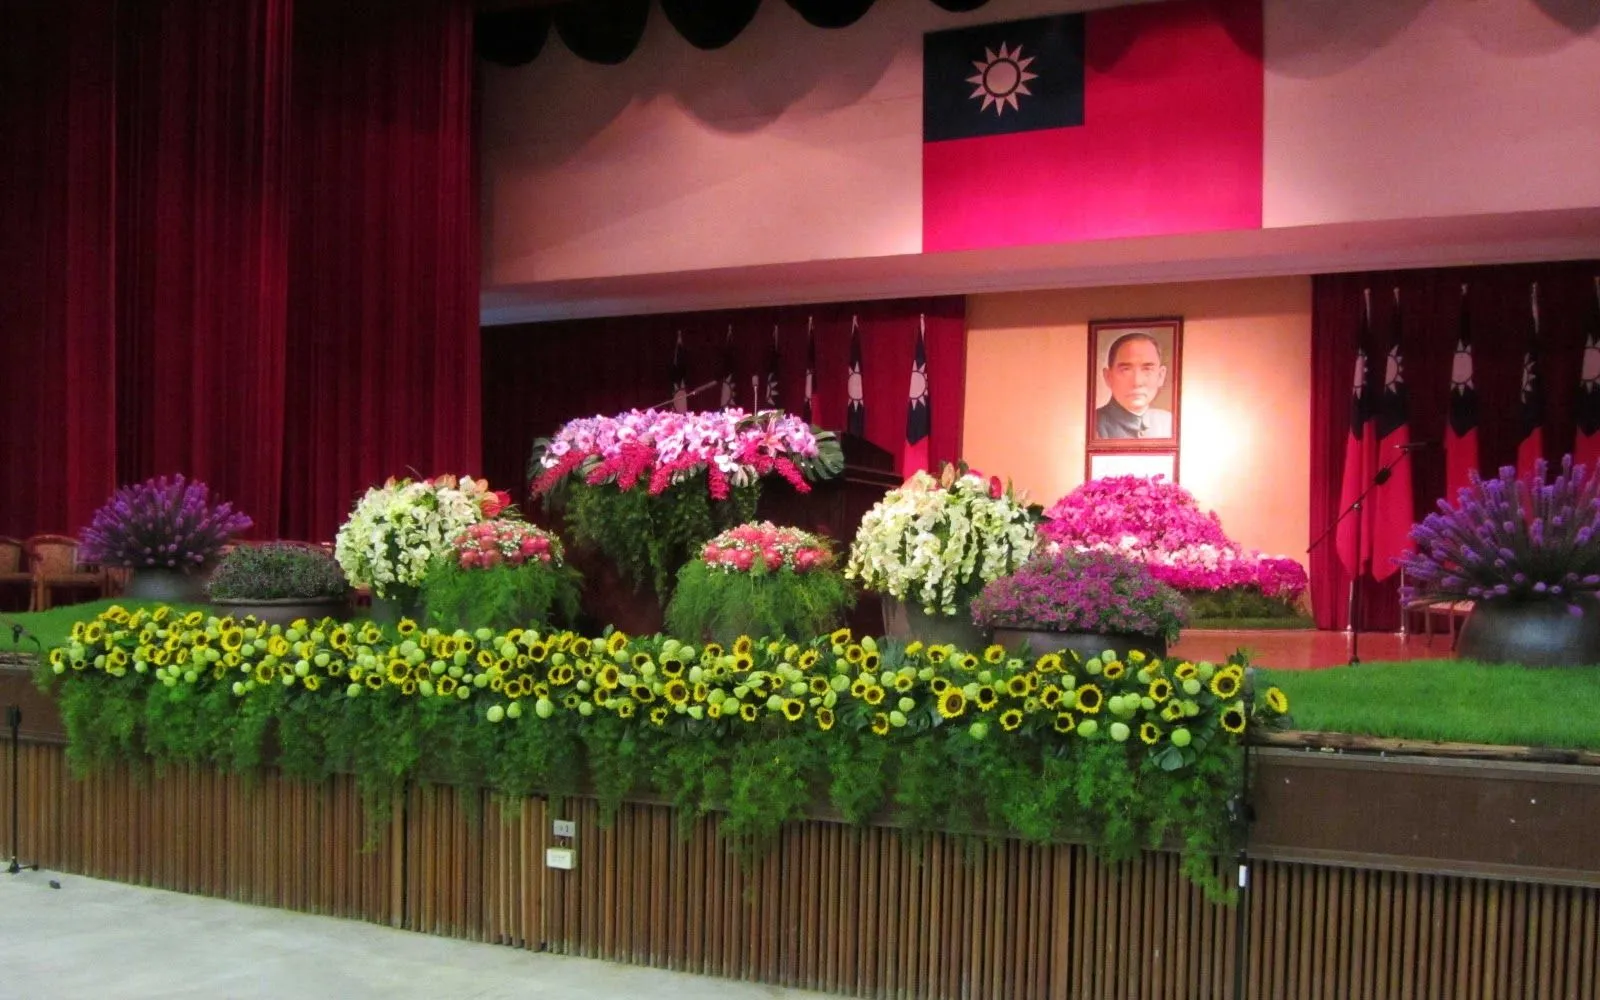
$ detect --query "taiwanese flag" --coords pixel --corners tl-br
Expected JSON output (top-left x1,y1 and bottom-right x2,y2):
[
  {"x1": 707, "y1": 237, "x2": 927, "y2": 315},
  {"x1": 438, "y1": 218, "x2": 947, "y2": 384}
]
[
  {"x1": 1444, "y1": 284, "x2": 1479, "y2": 499},
  {"x1": 1575, "y1": 278, "x2": 1600, "y2": 469},
  {"x1": 1516, "y1": 283, "x2": 1545, "y2": 476},
  {"x1": 764, "y1": 325, "x2": 781, "y2": 409},
  {"x1": 922, "y1": 0, "x2": 1263, "y2": 253},
  {"x1": 670, "y1": 330, "x2": 688, "y2": 413},
  {"x1": 1335, "y1": 290, "x2": 1376, "y2": 581},
  {"x1": 846, "y1": 316, "x2": 865, "y2": 437},
  {"x1": 903, "y1": 315, "x2": 932, "y2": 475},
  {"x1": 1368, "y1": 288, "x2": 1413, "y2": 582},
  {"x1": 719, "y1": 325, "x2": 735, "y2": 410},
  {"x1": 802, "y1": 315, "x2": 817, "y2": 423}
]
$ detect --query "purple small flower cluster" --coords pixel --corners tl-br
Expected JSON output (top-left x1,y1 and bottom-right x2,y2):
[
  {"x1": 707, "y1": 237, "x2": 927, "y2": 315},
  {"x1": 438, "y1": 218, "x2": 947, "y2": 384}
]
[
  {"x1": 1399, "y1": 456, "x2": 1600, "y2": 607},
  {"x1": 969, "y1": 550, "x2": 1189, "y2": 645},
  {"x1": 80, "y1": 474, "x2": 252, "y2": 572}
]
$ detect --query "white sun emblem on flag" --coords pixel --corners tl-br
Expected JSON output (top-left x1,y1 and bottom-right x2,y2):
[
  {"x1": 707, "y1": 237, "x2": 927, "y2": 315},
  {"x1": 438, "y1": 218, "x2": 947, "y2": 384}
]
[
  {"x1": 1351, "y1": 348, "x2": 1367, "y2": 399},
  {"x1": 1583, "y1": 333, "x2": 1600, "y2": 389},
  {"x1": 1383, "y1": 345, "x2": 1402, "y2": 393},
  {"x1": 1522, "y1": 353, "x2": 1538, "y2": 399},
  {"x1": 1451, "y1": 340, "x2": 1474, "y2": 394},
  {"x1": 967, "y1": 42, "x2": 1037, "y2": 116}
]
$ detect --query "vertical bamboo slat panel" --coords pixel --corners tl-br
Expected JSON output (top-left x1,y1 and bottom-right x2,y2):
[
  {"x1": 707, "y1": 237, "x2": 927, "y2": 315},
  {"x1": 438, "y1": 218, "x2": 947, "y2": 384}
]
[{"x1": 5, "y1": 744, "x2": 1600, "y2": 1000}]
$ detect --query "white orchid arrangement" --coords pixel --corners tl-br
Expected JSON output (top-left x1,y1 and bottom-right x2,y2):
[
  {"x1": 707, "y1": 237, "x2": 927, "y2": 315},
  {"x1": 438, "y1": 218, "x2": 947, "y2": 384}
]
[
  {"x1": 846, "y1": 466, "x2": 1037, "y2": 617},
  {"x1": 334, "y1": 474, "x2": 502, "y2": 597}
]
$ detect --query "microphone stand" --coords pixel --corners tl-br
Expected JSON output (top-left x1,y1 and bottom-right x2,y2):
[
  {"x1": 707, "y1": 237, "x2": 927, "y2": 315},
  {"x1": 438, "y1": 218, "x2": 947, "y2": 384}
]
[
  {"x1": 3, "y1": 618, "x2": 41, "y2": 876},
  {"x1": 1307, "y1": 446, "x2": 1418, "y2": 665},
  {"x1": 645, "y1": 380, "x2": 721, "y2": 413}
]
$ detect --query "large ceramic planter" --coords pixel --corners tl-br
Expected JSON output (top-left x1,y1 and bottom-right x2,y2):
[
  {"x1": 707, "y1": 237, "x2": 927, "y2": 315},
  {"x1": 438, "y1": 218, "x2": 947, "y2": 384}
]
[
  {"x1": 210, "y1": 597, "x2": 351, "y2": 629},
  {"x1": 368, "y1": 584, "x2": 424, "y2": 627},
  {"x1": 881, "y1": 597, "x2": 988, "y2": 651},
  {"x1": 1457, "y1": 594, "x2": 1600, "y2": 667},
  {"x1": 992, "y1": 626, "x2": 1167, "y2": 665},
  {"x1": 123, "y1": 568, "x2": 208, "y2": 604}
]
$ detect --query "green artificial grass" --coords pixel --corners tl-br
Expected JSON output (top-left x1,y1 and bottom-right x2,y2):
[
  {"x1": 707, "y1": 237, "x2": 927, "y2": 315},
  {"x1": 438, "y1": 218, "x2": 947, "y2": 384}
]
[
  {"x1": 1187, "y1": 616, "x2": 1316, "y2": 631},
  {"x1": 0, "y1": 599, "x2": 208, "y2": 653},
  {"x1": 1258, "y1": 660, "x2": 1600, "y2": 751}
]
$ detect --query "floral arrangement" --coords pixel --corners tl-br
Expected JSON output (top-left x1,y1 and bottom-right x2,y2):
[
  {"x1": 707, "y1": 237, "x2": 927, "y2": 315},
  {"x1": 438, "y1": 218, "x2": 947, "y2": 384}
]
[
  {"x1": 1399, "y1": 456, "x2": 1600, "y2": 606},
  {"x1": 207, "y1": 542, "x2": 350, "y2": 601},
  {"x1": 333, "y1": 474, "x2": 507, "y2": 598},
  {"x1": 666, "y1": 523, "x2": 853, "y2": 642},
  {"x1": 529, "y1": 408, "x2": 844, "y2": 501},
  {"x1": 970, "y1": 550, "x2": 1189, "y2": 645},
  {"x1": 49, "y1": 604, "x2": 1290, "y2": 894},
  {"x1": 846, "y1": 464, "x2": 1037, "y2": 617},
  {"x1": 80, "y1": 474, "x2": 252, "y2": 573},
  {"x1": 1039, "y1": 476, "x2": 1307, "y2": 606},
  {"x1": 421, "y1": 519, "x2": 580, "y2": 634},
  {"x1": 528, "y1": 409, "x2": 845, "y2": 599}
]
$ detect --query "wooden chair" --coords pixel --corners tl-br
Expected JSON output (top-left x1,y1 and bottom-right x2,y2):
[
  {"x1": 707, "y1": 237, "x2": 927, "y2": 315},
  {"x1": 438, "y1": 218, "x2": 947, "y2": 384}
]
[
  {"x1": 25, "y1": 534, "x2": 106, "y2": 611},
  {"x1": 1403, "y1": 598, "x2": 1473, "y2": 650},
  {"x1": 0, "y1": 536, "x2": 32, "y2": 611}
]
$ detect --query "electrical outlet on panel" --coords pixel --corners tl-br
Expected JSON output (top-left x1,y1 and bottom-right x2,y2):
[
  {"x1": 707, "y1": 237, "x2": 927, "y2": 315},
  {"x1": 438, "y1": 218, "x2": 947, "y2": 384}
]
[
  {"x1": 552, "y1": 819, "x2": 576, "y2": 839},
  {"x1": 545, "y1": 847, "x2": 576, "y2": 870}
]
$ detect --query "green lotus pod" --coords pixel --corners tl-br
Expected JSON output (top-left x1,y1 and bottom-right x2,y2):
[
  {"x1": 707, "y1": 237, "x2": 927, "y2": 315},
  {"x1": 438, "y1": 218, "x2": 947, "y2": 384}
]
[
  {"x1": 830, "y1": 674, "x2": 850, "y2": 692},
  {"x1": 231, "y1": 682, "x2": 245, "y2": 696},
  {"x1": 313, "y1": 652, "x2": 330, "y2": 668},
  {"x1": 1085, "y1": 657, "x2": 1103, "y2": 675},
  {"x1": 294, "y1": 660, "x2": 310, "y2": 677},
  {"x1": 578, "y1": 701, "x2": 594, "y2": 716},
  {"x1": 473, "y1": 673, "x2": 489, "y2": 688},
  {"x1": 766, "y1": 694, "x2": 784, "y2": 712},
  {"x1": 418, "y1": 680, "x2": 434, "y2": 697},
  {"x1": 962, "y1": 682, "x2": 981, "y2": 699},
  {"x1": 978, "y1": 670, "x2": 994, "y2": 685},
  {"x1": 447, "y1": 664, "x2": 463, "y2": 679},
  {"x1": 861, "y1": 635, "x2": 877, "y2": 653},
  {"x1": 890, "y1": 710, "x2": 907, "y2": 727},
  {"x1": 1140, "y1": 697, "x2": 1156, "y2": 711},
  {"x1": 1182, "y1": 678, "x2": 1203, "y2": 697},
  {"x1": 456, "y1": 686, "x2": 470, "y2": 700},
  {"x1": 969, "y1": 720, "x2": 989, "y2": 740},
  {"x1": 688, "y1": 666, "x2": 704, "y2": 684},
  {"x1": 898, "y1": 697, "x2": 915, "y2": 714}
]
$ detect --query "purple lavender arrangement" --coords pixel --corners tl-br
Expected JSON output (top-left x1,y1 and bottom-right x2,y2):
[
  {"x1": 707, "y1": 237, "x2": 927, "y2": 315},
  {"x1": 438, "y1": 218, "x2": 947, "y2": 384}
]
[
  {"x1": 1399, "y1": 456, "x2": 1600, "y2": 607},
  {"x1": 970, "y1": 550, "x2": 1189, "y2": 644},
  {"x1": 80, "y1": 475, "x2": 252, "y2": 573}
]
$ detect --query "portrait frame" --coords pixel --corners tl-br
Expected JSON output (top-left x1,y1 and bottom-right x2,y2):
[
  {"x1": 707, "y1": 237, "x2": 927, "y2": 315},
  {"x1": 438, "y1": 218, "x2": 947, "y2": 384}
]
[{"x1": 1086, "y1": 317, "x2": 1183, "y2": 457}]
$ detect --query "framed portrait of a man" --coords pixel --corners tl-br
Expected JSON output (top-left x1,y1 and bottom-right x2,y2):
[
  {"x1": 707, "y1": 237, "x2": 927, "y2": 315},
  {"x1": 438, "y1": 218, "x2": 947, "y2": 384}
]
[{"x1": 1086, "y1": 317, "x2": 1182, "y2": 448}]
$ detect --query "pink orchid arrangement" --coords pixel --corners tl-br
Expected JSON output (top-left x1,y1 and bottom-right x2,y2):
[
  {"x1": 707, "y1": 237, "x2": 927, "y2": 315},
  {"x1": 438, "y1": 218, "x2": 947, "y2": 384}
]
[
  {"x1": 529, "y1": 408, "x2": 841, "y2": 500},
  {"x1": 701, "y1": 522, "x2": 835, "y2": 574},
  {"x1": 1039, "y1": 476, "x2": 1307, "y2": 601},
  {"x1": 452, "y1": 520, "x2": 564, "y2": 571}
]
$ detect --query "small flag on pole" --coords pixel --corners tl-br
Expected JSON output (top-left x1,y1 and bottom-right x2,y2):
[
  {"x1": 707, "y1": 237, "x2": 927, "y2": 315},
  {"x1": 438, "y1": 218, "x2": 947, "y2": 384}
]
[
  {"x1": 1516, "y1": 282, "x2": 1545, "y2": 476},
  {"x1": 1336, "y1": 289, "x2": 1376, "y2": 583},
  {"x1": 1444, "y1": 285, "x2": 1479, "y2": 498},
  {"x1": 903, "y1": 315, "x2": 932, "y2": 474},
  {"x1": 802, "y1": 316, "x2": 817, "y2": 423},
  {"x1": 765, "y1": 325, "x2": 781, "y2": 409},
  {"x1": 670, "y1": 330, "x2": 688, "y2": 413},
  {"x1": 720, "y1": 325, "x2": 735, "y2": 410},
  {"x1": 1369, "y1": 287, "x2": 1412, "y2": 582},
  {"x1": 846, "y1": 315, "x2": 866, "y2": 437},
  {"x1": 1575, "y1": 278, "x2": 1600, "y2": 468}
]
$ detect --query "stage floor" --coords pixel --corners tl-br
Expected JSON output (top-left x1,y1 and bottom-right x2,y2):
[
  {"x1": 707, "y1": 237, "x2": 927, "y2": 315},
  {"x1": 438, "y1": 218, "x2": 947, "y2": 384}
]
[{"x1": 1169, "y1": 629, "x2": 1452, "y2": 670}]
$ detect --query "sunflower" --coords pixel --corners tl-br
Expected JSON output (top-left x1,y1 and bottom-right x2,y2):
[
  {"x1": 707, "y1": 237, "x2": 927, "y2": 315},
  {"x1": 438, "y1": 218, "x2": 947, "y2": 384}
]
[
  {"x1": 1102, "y1": 660, "x2": 1125, "y2": 681},
  {"x1": 631, "y1": 652, "x2": 653, "y2": 671},
  {"x1": 649, "y1": 705, "x2": 670, "y2": 726},
  {"x1": 1210, "y1": 669, "x2": 1242, "y2": 700},
  {"x1": 870, "y1": 713, "x2": 890, "y2": 736},
  {"x1": 958, "y1": 653, "x2": 980, "y2": 671},
  {"x1": 1139, "y1": 722, "x2": 1162, "y2": 745},
  {"x1": 706, "y1": 702, "x2": 723, "y2": 720},
  {"x1": 521, "y1": 640, "x2": 547, "y2": 664},
  {"x1": 739, "y1": 703, "x2": 758, "y2": 723},
  {"x1": 1053, "y1": 712, "x2": 1075, "y2": 734},
  {"x1": 396, "y1": 617, "x2": 417, "y2": 638},
  {"x1": 998, "y1": 709, "x2": 1023, "y2": 732},
  {"x1": 937, "y1": 689, "x2": 967, "y2": 719},
  {"x1": 844, "y1": 644, "x2": 864, "y2": 665},
  {"x1": 253, "y1": 662, "x2": 275, "y2": 685},
  {"x1": 605, "y1": 631, "x2": 629, "y2": 656},
  {"x1": 862, "y1": 685, "x2": 886, "y2": 706},
  {"x1": 400, "y1": 678, "x2": 418, "y2": 696},
  {"x1": 702, "y1": 642, "x2": 724, "y2": 660},
  {"x1": 364, "y1": 673, "x2": 385, "y2": 691},
  {"x1": 1148, "y1": 678, "x2": 1173, "y2": 703},
  {"x1": 929, "y1": 676, "x2": 950, "y2": 695},
  {"x1": 181, "y1": 611, "x2": 205, "y2": 628},
  {"x1": 726, "y1": 634, "x2": 749, "y2": 657},
  {"x1": 219, "y1": 628, "x2": 244, "y2": 652},
  {"x1": 816, "y1": 707, "x2": 835, "y2": 731},
  {"x1": 1265, "y1": 687, "x2": 1289, "y2": 714},
  {"x1": 925, "y1": 646, "x2": 948, "y2": 665},
  {"x1": 693, "y1": 682, "x2": 709, "y2": 702},
  {"x1": 781, "y1": 699, "x2": 805, "y2": 722},
  {"x1": 733, "y1": 653, "x2": 753, "y2": 672},
  {"x1": 861, "y1": 650, "x2": 881, "y2": 671},
  {"x1": 476, "y1": 649, "x2": 496, "y2": 669},
  {"x1": 386, "y1": 660, "x2": 411, "y2": 685},
  {"x1": 974, "y1": 686, "x2": 999, "y2": 711},
  {"x1": 616, "y1": 701, "x2": 636, "y2": 719},
  {"x1": 892, "y1": 673, "x2": 914, "y2": 693},
  {"x1": 659, "y1": 657, "x2": 684, "y2": 678},
  {"x1": 809, "y1": 676, "x2": 831, "y2": 696},
  {"x1": 597, "y1": 664, "x2": 620, "y2": 689},
  {"x1": 1221, "y1": 704, "x2": 1247, "y2": 734},
  {"x1": 983, "y1": 644, "x2": 1006, "y2": 665},
  {"x1": 151, "y1": 606, "x2": 170, "y2": 623},
  {"x1": 629, "y1": 684, "x2": 653, "y2": 704},
  {"x1": 570, "y1": 637, "x2": 592, "y2": 658},
  {"x1": 1034, "y1": 652, "x2": 1062, "y2": 674},
  {"x1": 796, "y1": 649, "x2": 820, "y2": 671},
  {"x1": 1161, "y1": 702, "x2": 1185, "y2": 722},
  {"x1": 664, "y1": 679, "x2": 689, "y2": 706},
  {"x1": 437, "y1": 676, "x2": 459, "y2": 697},
  {"x1": 1005, "y1": 675, "x2": 1030, "y2": 698},
  {"x1": 1074, "y1": 684, "x2": 1104, "y2": 715},
  {"x1": 1173, "y1": 661, "x2": 1198, "y2": 681},
  {"x1": 1039, "y1": 685, "x2": 1063, "y2": 709},
  {"x1": 828, "y1": 627, "x2": 852, "y2": 646},
  {"x1": 329, "y1": 628, "x2": 353, "y2": 653}
]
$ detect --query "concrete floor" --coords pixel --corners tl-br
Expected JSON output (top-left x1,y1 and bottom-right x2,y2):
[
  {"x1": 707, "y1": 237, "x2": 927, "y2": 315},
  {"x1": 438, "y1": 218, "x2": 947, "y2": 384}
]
[{"x1": 0, "y1": 868, "x2": 827, "y2": 1000}]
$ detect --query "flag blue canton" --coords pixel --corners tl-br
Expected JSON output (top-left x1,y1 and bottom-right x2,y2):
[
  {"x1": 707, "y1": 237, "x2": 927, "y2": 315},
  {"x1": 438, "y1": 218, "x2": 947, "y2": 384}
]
[{"x1": 923, "y1": 13, "x2": 1084, "y2": 143}]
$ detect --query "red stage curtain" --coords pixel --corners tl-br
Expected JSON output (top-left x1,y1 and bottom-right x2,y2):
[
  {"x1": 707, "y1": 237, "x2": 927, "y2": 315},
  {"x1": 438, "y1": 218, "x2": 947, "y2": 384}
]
[
  {"x1": 281, "y1": 0, "x2": 481, "y2": 542},
  {"x1": 0, "y1": 0, "x2": 119, "y2": 537},
  {"x1": 1310, "y1": 261, "x2": 1600, "y2": 630},
  {"x1": 482, "y1": 297, "x2": 967, "y2": 504}
]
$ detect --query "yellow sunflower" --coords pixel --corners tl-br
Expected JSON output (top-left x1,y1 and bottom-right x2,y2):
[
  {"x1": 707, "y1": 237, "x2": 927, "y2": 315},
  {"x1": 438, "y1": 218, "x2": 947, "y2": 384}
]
[
  {"x1": 809, "y1": 676, "x2": 831, "y2": 696},
  {"x1": 181, "y1": 611, "x2": 205, "y2": 628},
  {"x1": 605, "y1": 631, "x2": 630, "y2": 656},
  {"x1": 781, "y1": 699, "x2": 805, "y2": 722},
  {"x1": 1148, "y1": 678, "x2": 1173, "y2": 703},
  {"x1": 862, "y1": 685, "x2": 885, "y2": 706},
  {"x1": 958, "y1": 653, "x2": 980, "y2": 671},
  {"x1": 1102, "y1": 660, "x2": 1126, "y2": 681},
  {"x1": 816, "y1": 707, "x2": 835, "y2": 731},
  {"x1": 828, "y1": 627, "x2": 852, "y2": 646},
  {"x1": 570, "y1": 637, "x2": 592, "y2": 658},
  {"x1": 844, "y1": 644, "x2": 864, "y2": 665},
  {"x1": 598, "y1": 664, "x2": 620, "y2": 689},
  {"x1": 983, "y1": 644, "x2": 1006, "y2": 665},
  {"x1": 1034, "y1": 652, "x2": 1062, "y2": 674},
  {"x1": 1074, "y1": 684, "x2": 1104, "y2": 715},
  {"x1": 1210, "y1": 668, "x2": 1242, "y2": 700},
  {"x1": 616, "y1": 701, "x2": 636, "y2": 719},
  {"x1": 1053, "y1": 711, "x2": 1076, "y2": 733},
  {"x1": 702, "y1": 642, "x2": 724, "y2": 659},
  {"x1": 925, "y1": 646, "x2": 948, "y2": 665},
  {"x1": 797, "y1": 649, "x2": 820, "y2": 671},
  {"x1": 733, "y1": 653, "x2": 753, "y2": 672},
  {"x1": 659, "y1": 657, "x2": 684, "y2": 678},
  {"x1": 649, "y1": 705, "x2": 670, "y2": 726},
  {"x1": 1039, "y1": 685, "x2": 1063, "y2": 709},
  {"x1": 1173, "y1": 661, "x2": 1198, "y2": 681},
  {"x1": 739, "y1": 703, "x2": 758, "y2": 723},
  {"x1": 1005, "y1": 675, "x2": 1029, "y2": 698},
  {"x1": 1139, "y1": 723, "x2": 1162, "y2": 745},
  {"x1": 663, "y1": 679, "x2": 689, "y2": 706},
  {"x1": 892, "y1": 673, "x2": 914, "y2": 693},
  {"x1": 998, "y1": 709, "x2": 1023, "y2": 732},
  {"x1": 1221, "y1": 704, "x2": 1247, "y2": 734},
  {"x1": 437, "y1": 676, "x2": 458, "y2": 697},
  {"x1": 870, "y1": 713, "x2": 890, "y2": 736},
  {"x1": 1265, "y1": 687, "x2": 1289, "y2": 714},
  {"x1": 364, "y1": 673, "x2": 385, "y2": 691},
  {"x1": 861, "y1": 650, "x2": 881, "y2": 671},
  {"x1": 974, "y1": 686, "x2": 998, "y2": 711},
  {"x1": 929, "y1": 676, "x2": 950, "y2": 695},
  {"x1": 937, "y1": 689, "x2": 967, "y2": 719}
]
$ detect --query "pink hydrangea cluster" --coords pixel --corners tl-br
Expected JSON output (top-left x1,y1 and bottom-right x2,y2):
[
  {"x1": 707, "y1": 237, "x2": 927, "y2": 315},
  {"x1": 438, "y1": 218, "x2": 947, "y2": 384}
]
[
  {"x1": 531, "y1": 408, "x2": 824, "y2": 500},
  {"x1": 453, "y1": 520, "x2": 564, "y2": 571},
  {"x1": 1039, "y1": 476, "x2": 1308, "y2": 601},
  {"x1": 701, "y1": 522, "x2": 834, "y2": 574}
]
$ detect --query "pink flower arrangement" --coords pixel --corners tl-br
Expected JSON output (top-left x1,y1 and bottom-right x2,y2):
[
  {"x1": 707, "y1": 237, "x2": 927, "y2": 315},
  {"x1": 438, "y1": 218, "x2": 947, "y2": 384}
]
[
  {"x1": 701, "y1": 522, "x2": 835, "y2": 574},
  {"x1": 529, "y1": 408, "x2": 840, "y2": 500},
  {"x1": 452, "y1": 520, "x2": 564, "y2": 571},
  {"x1": 1039, "y1": 476, "x2": 1307, "y2": 601}
]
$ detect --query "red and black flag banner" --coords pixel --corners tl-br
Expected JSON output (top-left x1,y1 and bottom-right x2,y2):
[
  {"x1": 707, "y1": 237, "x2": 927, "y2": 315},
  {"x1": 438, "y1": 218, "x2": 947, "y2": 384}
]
[
  {"x1": 670, "y1": 330, "x2": 688, "y2": 413},
  {"x1": 903, "y1": 314, "x2": 932, "y2": 474},
  {"x1": 846, "y1": 315, "x2": 866, "y2": 437},
  {"x1": 1575, "y1": 277, "x2": 1600, "y2": 468},
  {"x1": 1336, "y1": 289, "x2": 1376, "y2": 580},
  {"x1": 764, "y1": 325, "x2": 781, "y2": 409},
  {"x1": 1369, "y1": 287, "x2": 1412, "y2": 582},
  {"x1": 802, "y1": 315, "x2": 817, "y2": 423},
  {"x1": 1444, "y1": 284, "x2": 1479, "y2": 499},
  {"x1": 1516, "y1": 282, "x2": 1545, "y2": 476},
  {"x1": 719, "y1": 325, "x2": 736, "y2": 410}
]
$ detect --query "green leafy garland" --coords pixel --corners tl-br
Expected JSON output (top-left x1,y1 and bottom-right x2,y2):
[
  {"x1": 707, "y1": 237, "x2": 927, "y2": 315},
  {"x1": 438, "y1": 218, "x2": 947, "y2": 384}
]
[{"x1": 42, "y1": 605, "x2": 1292, "y2": 899}]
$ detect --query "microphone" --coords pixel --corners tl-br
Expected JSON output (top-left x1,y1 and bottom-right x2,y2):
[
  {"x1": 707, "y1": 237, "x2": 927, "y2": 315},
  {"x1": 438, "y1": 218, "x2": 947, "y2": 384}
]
[{"x1": 1395, "y1": 440, "x2": 1438, "y2": 451}]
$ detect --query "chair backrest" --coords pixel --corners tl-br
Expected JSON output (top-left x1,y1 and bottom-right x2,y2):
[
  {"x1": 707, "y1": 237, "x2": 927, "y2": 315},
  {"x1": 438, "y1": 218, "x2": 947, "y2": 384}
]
[
  {"x1": 26, "y1": 534, "x2": 86, "y2": 575},
  {"x1": 0, "y1": 536, "x2": 24, "y2": 574}
]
